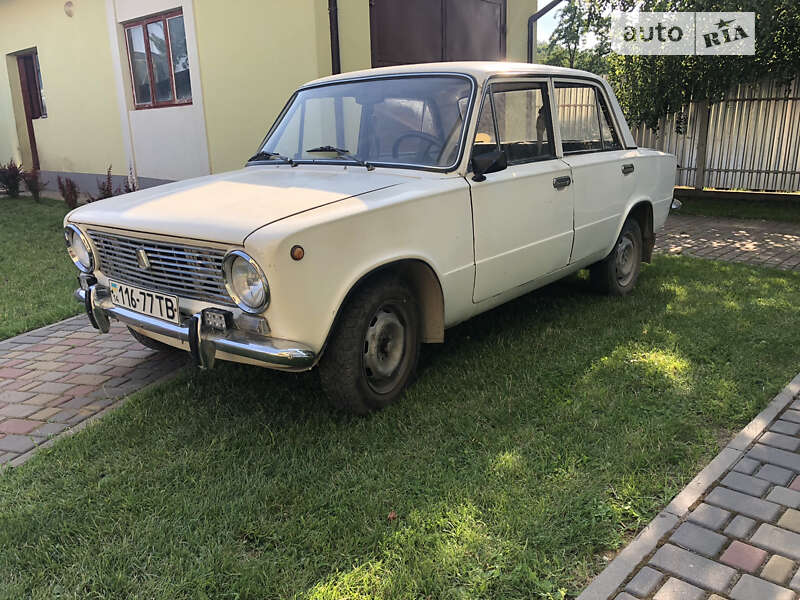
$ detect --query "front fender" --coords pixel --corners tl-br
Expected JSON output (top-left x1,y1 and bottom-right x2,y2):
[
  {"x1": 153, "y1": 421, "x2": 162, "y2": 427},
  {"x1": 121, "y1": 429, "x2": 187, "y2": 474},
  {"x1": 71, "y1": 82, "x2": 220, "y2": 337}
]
[{"x1": 243, "y1": 176, "x2": 474, "y2": 354}]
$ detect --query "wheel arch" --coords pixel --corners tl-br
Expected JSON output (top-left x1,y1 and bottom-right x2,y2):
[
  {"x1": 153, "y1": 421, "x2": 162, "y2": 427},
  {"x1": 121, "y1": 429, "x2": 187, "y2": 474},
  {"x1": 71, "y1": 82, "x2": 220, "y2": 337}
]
[
  {"x1": 625, "y1": 200, "x2": 655, "y2": 263},
  {"x1": 322, "y1": 258, "x2": 445, "y2": 357}
]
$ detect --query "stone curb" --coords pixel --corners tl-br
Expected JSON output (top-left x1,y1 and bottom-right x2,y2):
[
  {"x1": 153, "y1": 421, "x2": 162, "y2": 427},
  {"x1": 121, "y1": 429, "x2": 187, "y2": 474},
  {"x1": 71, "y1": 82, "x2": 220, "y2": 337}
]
[
  {"x1": 577, "y1": 371, "x2": 800, "y2": 600},
  {"x1": 1, "y1": 368, "x2": 183, "y2": 470},
  {"x1": 1, "y1": 314, "x2": 86, "y2": 344}
]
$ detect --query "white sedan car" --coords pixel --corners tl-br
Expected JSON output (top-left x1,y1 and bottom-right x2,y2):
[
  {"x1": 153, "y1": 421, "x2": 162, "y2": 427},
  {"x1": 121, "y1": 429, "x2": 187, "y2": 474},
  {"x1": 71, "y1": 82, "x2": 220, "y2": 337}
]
[{"x1": 65, "y1": 62, "x2": 676, "y2": 413}]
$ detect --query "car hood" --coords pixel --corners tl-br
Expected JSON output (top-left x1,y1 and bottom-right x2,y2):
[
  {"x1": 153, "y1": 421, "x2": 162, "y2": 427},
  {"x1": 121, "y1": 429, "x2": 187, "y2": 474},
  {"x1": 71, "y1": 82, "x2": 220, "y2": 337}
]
[{"x1": 67, "y1": 166, "x2": 413, "y2": 244}]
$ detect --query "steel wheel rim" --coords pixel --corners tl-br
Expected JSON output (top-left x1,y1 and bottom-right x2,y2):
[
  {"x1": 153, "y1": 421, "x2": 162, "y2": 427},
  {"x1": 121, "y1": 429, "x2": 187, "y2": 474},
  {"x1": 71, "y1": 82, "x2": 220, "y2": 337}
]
[
  {"x1": 363, "y1": 304, "x2": 407, "y2": 393},
  {"x1": 615, "y1": 232, "x2": 637, "y2": 287}
]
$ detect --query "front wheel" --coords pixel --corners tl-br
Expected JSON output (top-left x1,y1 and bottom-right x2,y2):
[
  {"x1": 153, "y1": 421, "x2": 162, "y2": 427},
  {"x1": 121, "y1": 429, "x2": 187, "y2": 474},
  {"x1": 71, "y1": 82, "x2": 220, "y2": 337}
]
[
  {"x1": 319, "y1": 274, "x2": 421, "y2": 414},
  {"x1": 127, "y1": 326, "x2": 176, "y2": 352},
  {"x1": 590, "y1": 218, "x2": 643, "y2": 295}
]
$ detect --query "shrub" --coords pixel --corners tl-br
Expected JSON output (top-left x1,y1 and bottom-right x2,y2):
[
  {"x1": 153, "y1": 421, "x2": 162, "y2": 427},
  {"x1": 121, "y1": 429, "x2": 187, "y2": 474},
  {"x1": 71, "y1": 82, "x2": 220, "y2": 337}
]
[
  {"x1": 58, "y1": 176, "x2": 80, "y2": 210},
  {"x1": 87, "y1": 166, "x2": 115, "y2": 202},
  {"x1": 121, "y1": 167, "x2": 139, "y2": 194},
  {"x1": 22, "y1": 168, "x2": 49, "y2": 203},
  {"x1": 0, "y1": 159, "x2": 24, "y2": 197}
]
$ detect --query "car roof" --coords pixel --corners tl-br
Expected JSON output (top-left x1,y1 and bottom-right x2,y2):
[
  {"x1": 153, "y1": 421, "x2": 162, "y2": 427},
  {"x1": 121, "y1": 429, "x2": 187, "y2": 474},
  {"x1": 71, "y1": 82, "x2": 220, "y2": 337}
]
[{"x1": 303, "y1": 61, "x2": 604, "y2": 88}]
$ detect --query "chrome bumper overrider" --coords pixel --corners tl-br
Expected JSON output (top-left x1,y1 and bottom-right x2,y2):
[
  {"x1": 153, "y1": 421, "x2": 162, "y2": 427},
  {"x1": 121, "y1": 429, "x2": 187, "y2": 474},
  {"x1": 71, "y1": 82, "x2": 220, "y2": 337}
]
[{"x1": 75, "y1": 285, "x2": 316, "y2": 371}]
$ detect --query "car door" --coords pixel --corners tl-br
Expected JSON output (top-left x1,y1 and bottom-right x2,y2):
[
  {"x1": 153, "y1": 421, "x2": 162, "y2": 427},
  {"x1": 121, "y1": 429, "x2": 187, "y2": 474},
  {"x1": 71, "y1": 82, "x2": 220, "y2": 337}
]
[
  {"x1": 552, "y1": 79, "x2": 632, "y2": 263},
  {"x1": 468, "y1": 78, "x2": 575, "y2": 303}
]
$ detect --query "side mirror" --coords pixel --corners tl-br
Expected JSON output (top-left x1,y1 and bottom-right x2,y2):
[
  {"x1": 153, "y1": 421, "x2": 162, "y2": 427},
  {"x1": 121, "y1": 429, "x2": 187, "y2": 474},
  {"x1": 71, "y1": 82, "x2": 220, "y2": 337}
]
[{"x1": 471, "y1": 149, "x2": 507, "y2": 182}]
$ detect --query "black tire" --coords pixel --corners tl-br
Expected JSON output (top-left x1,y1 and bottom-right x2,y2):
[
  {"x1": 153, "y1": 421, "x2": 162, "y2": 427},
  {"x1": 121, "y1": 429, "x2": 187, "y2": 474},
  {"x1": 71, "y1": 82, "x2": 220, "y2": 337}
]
[
  {"x1": 319, "y1": 274, "x2": 421, "y2": 414},
  {"x1": 590, "y1": 218, "x2": 643, "y2": 296},
  {"x1": 127, "y1": 326, "x2": 176, "y2": 352}
]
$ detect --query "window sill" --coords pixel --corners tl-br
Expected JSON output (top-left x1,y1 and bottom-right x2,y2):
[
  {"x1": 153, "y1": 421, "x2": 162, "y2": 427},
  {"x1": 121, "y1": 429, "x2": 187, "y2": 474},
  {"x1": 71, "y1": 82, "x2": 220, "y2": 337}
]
[{"x1": 132, "y1": 101, "x2": 193, "y2": 111}]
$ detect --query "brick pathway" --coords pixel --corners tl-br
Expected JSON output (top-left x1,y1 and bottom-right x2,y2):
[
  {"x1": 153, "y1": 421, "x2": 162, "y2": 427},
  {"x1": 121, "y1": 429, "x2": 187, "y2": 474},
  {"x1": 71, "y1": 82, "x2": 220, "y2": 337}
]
[
  {"x1": 0, "y1": 316, "x2": 186, "y2": 466},
  {"x1": 580, "y1": 374, "x2": 800, "y2": 600},
  {"x1": 655, "y1": 214, "x2": 800, "y2": 271}
]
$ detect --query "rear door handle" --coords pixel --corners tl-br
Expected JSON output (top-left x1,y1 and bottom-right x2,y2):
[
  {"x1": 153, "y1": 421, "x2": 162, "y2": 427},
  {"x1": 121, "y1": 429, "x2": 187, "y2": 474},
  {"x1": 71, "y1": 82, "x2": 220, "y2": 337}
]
[
  {"x1": 622, "y1": 163, "x2": 635, "y2": 175},
  {"x1": 553, "y1": 175, "x2": 571, "y2": 189}
]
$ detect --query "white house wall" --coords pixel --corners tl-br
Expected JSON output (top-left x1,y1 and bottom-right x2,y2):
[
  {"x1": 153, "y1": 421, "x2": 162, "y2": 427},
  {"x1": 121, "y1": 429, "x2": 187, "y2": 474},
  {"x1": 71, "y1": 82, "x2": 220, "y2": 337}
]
[{"x1": 109, "y1": 0, "x2": 211, "y2": 182}]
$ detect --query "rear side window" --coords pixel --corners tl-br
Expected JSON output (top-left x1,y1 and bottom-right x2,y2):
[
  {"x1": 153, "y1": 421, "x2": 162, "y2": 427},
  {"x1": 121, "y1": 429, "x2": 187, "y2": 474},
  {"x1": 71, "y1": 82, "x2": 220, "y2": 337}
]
[
  {"x1": 472, "y1": 81, "x2": 556, "y2": 165},
  {"x1": 554, "y1": 82, "x2": 622, "y2": 154}
]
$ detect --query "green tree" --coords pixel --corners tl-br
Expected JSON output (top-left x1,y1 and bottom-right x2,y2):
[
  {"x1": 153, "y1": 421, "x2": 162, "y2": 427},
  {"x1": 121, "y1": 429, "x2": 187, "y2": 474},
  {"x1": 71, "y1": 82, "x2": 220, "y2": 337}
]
[
  {"x1": 603, "y1": 0, "x2": 800, "y2": 127},
  {"x1": 546, "y1": 0, "x2": 611, "y2": 73},
  {"x1": 538, "y1": 42, "x2": 610, "y2": 74},
  {"x1": 545, "y1": 0, "x2": 800, "y2": 127}
]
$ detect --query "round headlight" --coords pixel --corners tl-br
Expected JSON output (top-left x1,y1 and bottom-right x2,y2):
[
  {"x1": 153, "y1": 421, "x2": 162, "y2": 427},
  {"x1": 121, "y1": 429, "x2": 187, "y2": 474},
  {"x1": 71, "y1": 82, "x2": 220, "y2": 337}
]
[
  {"x1": 64, "y1": 225, "x2": 94, "y2": 272},
  {"x1": 223, "y1": 250, "x2": 269, "y2": 313}
]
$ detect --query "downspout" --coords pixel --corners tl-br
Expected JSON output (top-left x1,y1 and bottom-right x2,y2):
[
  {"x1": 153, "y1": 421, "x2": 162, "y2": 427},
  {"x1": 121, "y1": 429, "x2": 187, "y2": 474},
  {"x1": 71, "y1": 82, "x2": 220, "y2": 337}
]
[
  {"x1": 527, "y1": 0, "x2": 567, "y2": 63},
  {"x1": 328, "y1": 0, "x2": 341, "y2": 75}
]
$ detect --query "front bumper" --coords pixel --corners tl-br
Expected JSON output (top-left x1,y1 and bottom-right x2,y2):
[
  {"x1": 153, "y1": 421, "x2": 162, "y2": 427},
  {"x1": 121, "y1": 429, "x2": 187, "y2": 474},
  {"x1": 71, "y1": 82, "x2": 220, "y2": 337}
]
[{"x1": 76, "y1": 284, "x2": 316, "y2": 371}]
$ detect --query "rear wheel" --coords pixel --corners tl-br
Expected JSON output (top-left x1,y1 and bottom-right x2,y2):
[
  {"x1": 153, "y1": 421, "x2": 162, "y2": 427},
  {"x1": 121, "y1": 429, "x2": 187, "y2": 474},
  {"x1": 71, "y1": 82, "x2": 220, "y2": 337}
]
[
  {"x1": 127, "y1": 326, "x2": 176, "y2": 352},
  {"x1": 319, "y1": 274, "x2": 420, "y2": 414},
  {"x1": 590, "y1": 218, "x2": 643, "y2": 295}
]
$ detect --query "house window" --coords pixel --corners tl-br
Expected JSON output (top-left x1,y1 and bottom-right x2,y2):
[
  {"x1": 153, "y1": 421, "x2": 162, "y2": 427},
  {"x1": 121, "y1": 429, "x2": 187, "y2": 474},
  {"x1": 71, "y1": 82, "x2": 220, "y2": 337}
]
[{"x1": 124, "y1": 9, "x2": 192, "y2": 108}]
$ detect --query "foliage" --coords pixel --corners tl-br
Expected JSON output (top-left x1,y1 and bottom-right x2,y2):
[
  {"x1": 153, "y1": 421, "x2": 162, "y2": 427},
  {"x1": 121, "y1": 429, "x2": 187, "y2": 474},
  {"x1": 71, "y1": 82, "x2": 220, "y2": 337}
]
[
  {"x1": 87, "y1": 165, "x2": 116, "y2": 202},
  {"x1": 22, "y1": 168, "x2": 49, "y2": 203},
  {"x1": 87, "y1": 165, "x2": 139, "y2": 202},
  {"x1": 546, "y1": 0, "x2": 611, "y2": 73},
  {"x1": 122, "y1": 167, "x2": 139, "y2": 194},
  {"x1": 2, "y1": 256, "x2": 800, "y2": 597},
  {"x1": 601, "y1": 0, "x2": 800, "y2": 127},
  {"x1": 537, "y1": 42, "x2": 610, "y2": 74},
  {"x1": 547, "y1": 0, "x2": 800, "y2": 127},
  {"x1": 57, "y1": 176, "x2": 80, "y2": 210},
  {"x1": 0, "y1": 159, "x2": 24, "y2": 198},
  {"x1": 0, "y1": 197, "x2": 80, "y2": 339}
]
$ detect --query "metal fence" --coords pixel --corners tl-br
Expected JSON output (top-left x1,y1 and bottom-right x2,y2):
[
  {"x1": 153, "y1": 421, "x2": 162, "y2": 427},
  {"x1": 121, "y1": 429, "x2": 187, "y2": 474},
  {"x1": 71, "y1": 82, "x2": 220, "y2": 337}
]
[{"x1": 632, "y1": 79, "x2": 800, "y2": 192}]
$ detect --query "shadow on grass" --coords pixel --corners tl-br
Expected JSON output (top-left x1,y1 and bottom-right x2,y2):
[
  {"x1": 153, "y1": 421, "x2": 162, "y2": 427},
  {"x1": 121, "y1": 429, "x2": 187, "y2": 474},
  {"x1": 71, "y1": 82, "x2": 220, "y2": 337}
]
[{"x1": 2, "y1": 256, "x2": 800, "y2": 599}]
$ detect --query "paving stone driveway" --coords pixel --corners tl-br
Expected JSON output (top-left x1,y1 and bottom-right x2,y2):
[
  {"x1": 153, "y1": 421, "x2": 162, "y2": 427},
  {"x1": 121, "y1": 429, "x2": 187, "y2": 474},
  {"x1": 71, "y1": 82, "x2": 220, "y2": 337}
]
[
  {"x1": 655, "y1": 214, "x2": 800, "y2": 271},
  {"x1": 0, "y1": 316, "x2": 186, "y2": 466},
  {"x1": 580, "y1": 375, "x2": 800, "y2": 600}
]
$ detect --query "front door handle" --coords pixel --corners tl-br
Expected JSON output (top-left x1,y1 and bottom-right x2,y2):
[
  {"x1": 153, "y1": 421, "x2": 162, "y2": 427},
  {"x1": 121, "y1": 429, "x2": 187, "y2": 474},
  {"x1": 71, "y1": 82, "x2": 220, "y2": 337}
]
[
  {"x1": 622, "y1": 163, "x2": 635, "y2": 175},
  {"x1": 553, "y1": 175, "x2": 572, "y2": 189}
]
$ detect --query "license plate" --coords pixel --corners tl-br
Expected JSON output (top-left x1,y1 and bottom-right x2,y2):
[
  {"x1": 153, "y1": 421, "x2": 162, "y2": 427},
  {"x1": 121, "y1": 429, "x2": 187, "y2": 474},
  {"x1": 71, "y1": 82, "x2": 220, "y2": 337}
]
[{"x1": 109, "y1": 279, "x2": 180, "y2": 324}]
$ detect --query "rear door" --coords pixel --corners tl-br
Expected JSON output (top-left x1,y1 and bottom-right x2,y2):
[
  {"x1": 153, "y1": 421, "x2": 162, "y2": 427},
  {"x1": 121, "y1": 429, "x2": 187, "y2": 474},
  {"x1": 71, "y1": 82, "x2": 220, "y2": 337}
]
[
  {"x1": 469, "y1": 78, "x2": 575, "y2": 302},
  {"x1": 552, "y1": 80, "x2": 631, "y2": 263}
]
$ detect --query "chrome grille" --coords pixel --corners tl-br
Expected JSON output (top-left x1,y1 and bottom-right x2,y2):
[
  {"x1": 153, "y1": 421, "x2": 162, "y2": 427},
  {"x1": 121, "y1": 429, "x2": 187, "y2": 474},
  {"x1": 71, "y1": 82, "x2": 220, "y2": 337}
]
[{"x1": 87, "y1": 230, "x2": 234, "y2": 306}]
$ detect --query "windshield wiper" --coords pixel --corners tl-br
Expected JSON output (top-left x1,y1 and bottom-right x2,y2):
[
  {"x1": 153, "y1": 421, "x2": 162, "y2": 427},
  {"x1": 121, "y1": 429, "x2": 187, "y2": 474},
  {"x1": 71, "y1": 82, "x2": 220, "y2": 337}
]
[
  {"x1": 305, "y1": 146, "x2": 375, "y2": 171},
  {"x1": 247, "y1": 151, "x2": 297, "y2": 167}
]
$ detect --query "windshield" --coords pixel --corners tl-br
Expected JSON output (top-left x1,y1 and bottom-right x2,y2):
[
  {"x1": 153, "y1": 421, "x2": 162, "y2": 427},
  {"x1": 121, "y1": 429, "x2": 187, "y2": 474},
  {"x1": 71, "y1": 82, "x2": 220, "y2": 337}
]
[{"x1": 258, "y1": 75, "x2": 474, "y2": 170}]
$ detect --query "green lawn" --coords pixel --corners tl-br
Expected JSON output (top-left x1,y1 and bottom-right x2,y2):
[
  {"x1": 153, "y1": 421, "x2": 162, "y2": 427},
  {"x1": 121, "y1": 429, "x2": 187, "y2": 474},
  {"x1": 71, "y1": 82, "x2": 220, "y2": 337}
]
[
  {"x1": 0, "y1": 197, "x2": 80, "y2": 339},
  {"x1": 679, "y1": 196, "x2": 800, "y2": 223},
  {"x1": 2, "y1": 256, "x2": 800, "y2": 599}
]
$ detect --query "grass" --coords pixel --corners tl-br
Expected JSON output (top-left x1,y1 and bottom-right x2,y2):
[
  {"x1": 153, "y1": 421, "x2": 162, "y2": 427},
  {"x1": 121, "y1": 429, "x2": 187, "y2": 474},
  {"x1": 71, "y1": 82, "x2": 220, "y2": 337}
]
[
  {"x1": 679, "y1": 196, "x2": 800, "y2": 223},
  {"x1": 2, "y1": 255, "x2": 800, "y2": 599},
  {"x1": 0, "y1": 196, "x2": 80, "y2": 339}
]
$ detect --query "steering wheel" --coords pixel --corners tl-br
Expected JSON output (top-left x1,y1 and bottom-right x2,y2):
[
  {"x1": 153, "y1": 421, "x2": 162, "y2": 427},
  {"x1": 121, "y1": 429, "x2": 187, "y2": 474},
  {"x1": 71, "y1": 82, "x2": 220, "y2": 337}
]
[{"x1": 391, "y1": 132, "x2": 444, "y2": 163}]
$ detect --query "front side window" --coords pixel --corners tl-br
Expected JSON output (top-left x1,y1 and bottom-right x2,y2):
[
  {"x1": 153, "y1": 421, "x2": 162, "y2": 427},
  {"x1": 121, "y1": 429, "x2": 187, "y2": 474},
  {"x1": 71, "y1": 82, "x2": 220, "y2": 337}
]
[
  {"x1": 259, "y1": 75, "x2": 474, "y2": 170},
  {"x1": 554, "y1": 82, "x2": 621, "y2": 154},
  {"x1": 124, "y1": 10, "x2": 192, "y2": 108},
  {"x1": 472, "y1": 81, "x2": 556, "y2": 165}
]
